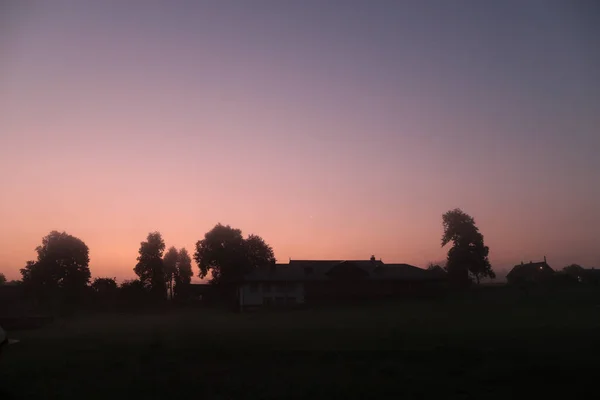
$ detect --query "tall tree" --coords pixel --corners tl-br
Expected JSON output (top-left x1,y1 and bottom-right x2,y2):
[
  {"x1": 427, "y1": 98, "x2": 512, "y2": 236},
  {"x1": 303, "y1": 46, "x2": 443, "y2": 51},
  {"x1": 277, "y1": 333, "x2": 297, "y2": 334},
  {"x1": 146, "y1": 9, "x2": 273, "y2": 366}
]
[
  {"x1": 0, "y1": 273, "x2": 6, "y2": 286},
  {"x1": 194, "y1": 224, "x2": 276, "y2": 284},
  {"x1": 163, "y1": 246, "x2": 179, "y2": 299},
  {"x1": 244, "y1": 234, "x2": 277, "y2": 272},
  {"x1": 20, "y1": 231, "x2": 91, "y2": 301},
  {"x1": 174, "y1": 248, "x2": 193, "y2": 299},
  {"x1": 441, "y1": 209, "x2": 495, "y2": 285},
  {"x1": 134, "y1": 232, "x2": 166, "y2": 299}
]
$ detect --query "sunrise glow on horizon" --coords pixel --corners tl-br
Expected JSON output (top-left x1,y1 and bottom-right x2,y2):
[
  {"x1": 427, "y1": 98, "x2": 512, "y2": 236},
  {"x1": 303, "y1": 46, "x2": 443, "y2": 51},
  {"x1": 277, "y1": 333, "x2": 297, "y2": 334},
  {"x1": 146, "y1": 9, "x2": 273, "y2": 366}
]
[{"x1": 1, "y1": 1, "x2": 599, "y2": 282}]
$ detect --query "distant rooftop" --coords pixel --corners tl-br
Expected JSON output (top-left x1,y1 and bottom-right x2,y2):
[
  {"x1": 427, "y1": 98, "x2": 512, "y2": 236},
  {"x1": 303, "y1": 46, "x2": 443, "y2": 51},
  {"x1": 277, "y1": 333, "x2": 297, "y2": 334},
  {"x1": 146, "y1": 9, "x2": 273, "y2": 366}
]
[{"x1": 244, "y1": 259, "x2": 441, "y2": 282}]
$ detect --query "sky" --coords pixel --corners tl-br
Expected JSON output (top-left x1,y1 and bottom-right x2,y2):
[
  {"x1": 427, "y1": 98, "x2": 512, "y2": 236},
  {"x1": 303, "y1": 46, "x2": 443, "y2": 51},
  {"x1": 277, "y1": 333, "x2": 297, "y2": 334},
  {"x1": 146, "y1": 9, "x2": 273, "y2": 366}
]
[{"x1": 1, "y1": 0, "x2": 599, "y2": 282}]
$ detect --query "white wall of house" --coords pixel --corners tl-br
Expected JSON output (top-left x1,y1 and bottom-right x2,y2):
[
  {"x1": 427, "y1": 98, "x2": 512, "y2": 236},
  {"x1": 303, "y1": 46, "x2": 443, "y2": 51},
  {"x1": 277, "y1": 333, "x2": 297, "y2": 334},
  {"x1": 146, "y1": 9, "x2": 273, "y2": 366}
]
[{"x1": 239, "y1": 282, "x2": 305, "y2": 307}]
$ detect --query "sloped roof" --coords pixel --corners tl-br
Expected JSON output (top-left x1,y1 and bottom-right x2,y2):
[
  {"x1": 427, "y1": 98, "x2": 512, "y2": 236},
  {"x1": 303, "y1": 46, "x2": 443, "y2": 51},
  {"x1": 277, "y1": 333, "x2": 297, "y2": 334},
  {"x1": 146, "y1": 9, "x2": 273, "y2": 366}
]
[
  {"x1": 244, "y1": 260, "x2": 440, "y2": 282},
  {"x1": 371, "y1": 263, "x2": 436, "y2": 281},
  {"x1": 507, "y1": 261, "x2": 554, "y2": 280}
]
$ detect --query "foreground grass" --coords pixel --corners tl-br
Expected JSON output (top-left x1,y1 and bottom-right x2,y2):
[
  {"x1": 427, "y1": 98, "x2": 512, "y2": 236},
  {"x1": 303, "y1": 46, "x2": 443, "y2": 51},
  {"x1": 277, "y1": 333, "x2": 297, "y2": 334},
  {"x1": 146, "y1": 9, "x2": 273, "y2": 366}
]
[{"x1": 2, "y1": 292, "x2": 600, "y2": 399}]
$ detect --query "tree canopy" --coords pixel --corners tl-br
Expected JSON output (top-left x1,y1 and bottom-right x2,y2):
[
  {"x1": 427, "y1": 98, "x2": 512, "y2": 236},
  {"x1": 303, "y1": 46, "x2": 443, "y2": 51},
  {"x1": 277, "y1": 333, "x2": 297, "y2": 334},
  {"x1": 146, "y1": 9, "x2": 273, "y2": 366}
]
[
  {"x1": 134, "y1": 232, "x2": 167, "y2": 299},
  {"x1": 163, "y1": 246, "x2": 194, "y2": 299},
  {"x1": 20, "y1": 231, "x2": 91, "y2": 299},
  {"x1": 441, "y1": 209, "x2": 495, "y2": 285},
  {"x1": 174, "y1": 247, "x2": 193, "y2": 296},
  {"x1": 163, "y1": 246, "x2": 179, "y2": 299},
  {"x1": 427, "y1": 262, "x2": 446, "y2": 275},
  {"x1": 194, "y1": 224, "x2": 276, "y2": 284},
  {"x1": 0, "y1": 273, "x2": 5, "y2": 286},
  {"x1": 91, "y1": 277, "x2": 118, "y2": 294}
]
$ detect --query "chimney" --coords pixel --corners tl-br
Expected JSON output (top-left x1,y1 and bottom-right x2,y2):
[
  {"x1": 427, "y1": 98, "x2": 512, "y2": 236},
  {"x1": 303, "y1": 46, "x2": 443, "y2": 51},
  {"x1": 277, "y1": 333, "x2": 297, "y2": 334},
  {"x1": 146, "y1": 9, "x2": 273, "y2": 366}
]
[{"x1": 544, "y1": 255, "x2": 547, "y2": 264}]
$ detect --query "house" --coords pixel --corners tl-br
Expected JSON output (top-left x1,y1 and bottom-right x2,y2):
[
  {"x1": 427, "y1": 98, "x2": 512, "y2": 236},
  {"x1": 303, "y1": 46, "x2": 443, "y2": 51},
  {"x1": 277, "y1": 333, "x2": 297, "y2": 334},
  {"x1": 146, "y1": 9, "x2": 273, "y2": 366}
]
[
  {"x1": 237, "y1": 259, "x2": 446, "y2": 309},
  {"x1": 506, "y1": 257, "x2": 555, "y2": 285}
]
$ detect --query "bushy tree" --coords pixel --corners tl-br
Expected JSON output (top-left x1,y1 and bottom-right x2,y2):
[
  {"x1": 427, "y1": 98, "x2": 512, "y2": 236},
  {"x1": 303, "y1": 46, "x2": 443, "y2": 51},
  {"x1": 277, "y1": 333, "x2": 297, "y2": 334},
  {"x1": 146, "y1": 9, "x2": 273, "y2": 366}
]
[
  {"x1": 427, "y1": 262, "x2": 446, "y2": 275},
  {"x1": 118, "y1": 279, "x2": 148, "y2": 307},
  {"x1": 174, "y1": 248, "x2": 193, "y2": 299},
  {"x1": 134, "y1": 232, "x2": 167, "y2": 299},
  {"x1": 563, "y1": 264, "x2": 585, "y2": 283},
  {"x1": 0, "y1": 273, "x2": 6, "y2": 285},
  {"x1": 194, "y1": 224, "x2": 275, "y2": 284},
  {"x1": 91, "y1": 277, "x2": 118, "y2": 294},
  {"x1": 20, "y1": 231, "x2": 91, "y2": 302},
  {"x1": 163, "y1": 246, "x2": 179, "y2": 299},
  {"x1": 441, "y1": 209, "x2": 494, "y2": 285},
  {"x1": 90, "y1": 277, "x2": 118, "y2": 308}
]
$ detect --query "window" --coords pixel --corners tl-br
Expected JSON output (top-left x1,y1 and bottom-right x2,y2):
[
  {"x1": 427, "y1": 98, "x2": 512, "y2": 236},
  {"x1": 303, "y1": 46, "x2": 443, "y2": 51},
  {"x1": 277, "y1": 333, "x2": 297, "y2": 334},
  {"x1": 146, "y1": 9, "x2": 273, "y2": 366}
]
[
  {"x1": 249, "y1": 283, "x2": 258, "y2": 292},
  {"x1": 263, "y1": 297, "x2": 273, "y2": 305}
]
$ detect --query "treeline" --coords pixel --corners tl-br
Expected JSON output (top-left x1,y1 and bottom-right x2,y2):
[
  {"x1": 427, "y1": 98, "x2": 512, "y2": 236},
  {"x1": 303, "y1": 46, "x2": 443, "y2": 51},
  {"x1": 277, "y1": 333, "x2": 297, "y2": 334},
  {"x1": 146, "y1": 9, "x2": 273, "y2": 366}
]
[{"x1": 6, "y1": 223, "x2": 276, "y2": 313}]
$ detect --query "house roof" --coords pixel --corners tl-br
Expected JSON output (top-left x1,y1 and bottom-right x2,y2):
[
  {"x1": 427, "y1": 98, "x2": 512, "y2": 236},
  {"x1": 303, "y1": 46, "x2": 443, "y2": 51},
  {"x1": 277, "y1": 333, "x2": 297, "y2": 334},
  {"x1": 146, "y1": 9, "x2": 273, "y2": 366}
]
[
  {"x1": 371, "y1": 264, "x2": 439, "y2": 281},
  {"x1": 507, "y1": 261, "x2": 554, "y2": 280},
  {"x1": 244, "y1": 260, "x2": 442, "y2": 282}
]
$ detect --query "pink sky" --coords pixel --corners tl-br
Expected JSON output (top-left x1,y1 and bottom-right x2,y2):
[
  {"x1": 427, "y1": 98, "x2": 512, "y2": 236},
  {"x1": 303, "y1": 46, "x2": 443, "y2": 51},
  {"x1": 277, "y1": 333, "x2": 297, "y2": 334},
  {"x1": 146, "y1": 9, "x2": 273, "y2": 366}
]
[{"x1": 1, "y1": 1, "x2": 599, "y2": 282}]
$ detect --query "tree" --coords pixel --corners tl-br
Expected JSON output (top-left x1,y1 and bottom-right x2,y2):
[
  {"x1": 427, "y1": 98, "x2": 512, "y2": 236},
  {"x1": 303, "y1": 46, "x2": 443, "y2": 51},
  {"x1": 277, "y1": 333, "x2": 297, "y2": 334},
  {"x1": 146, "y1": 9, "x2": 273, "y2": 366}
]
[
  {"x1": 174, "y1": 248, "x2": 193, "y2": 299},
  {"x1": 134, "y1": 232, "x2": 167, "y2": 299},
  {"x1": 20, "y1": 231, "x2": 91, "y2": 302},
  {"x1": 163, "y1": 246, "x2": 179, "y2": 299},
  {"x1": 194, "y1": 223, "x2": 276, "y2": 284},
  {"x1": 90, "y1": 277, "x2": 118, "y2": 308},
  {"x1": 0, "y1": 273, "x2": 6, "y2": 285},
  {"x1": 563, "y1": 264, "x2": 585, "y2": 283},
  {"x1": 118, "y1": 279, "x2": 148, "y2": 308},
  {"x1": 244, "y1": 234, "x2": 277, "y2": 273},
  {"x1": 441, "y1": 209, "x2": 495, "y2": 285},
  {"x1": 427, "y1": 262, "x2": 446, "y2": 275},
  {"x1": 91, "y1": 277, "x2": 118, "y2": 294}
]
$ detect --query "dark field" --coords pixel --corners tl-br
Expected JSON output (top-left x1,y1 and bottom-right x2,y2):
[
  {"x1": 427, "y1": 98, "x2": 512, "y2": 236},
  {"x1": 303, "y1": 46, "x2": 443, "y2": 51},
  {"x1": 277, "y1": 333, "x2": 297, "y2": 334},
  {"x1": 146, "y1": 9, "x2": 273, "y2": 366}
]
[{"x1": 2, "y1": 288, "x2": 600, "y2": 399}]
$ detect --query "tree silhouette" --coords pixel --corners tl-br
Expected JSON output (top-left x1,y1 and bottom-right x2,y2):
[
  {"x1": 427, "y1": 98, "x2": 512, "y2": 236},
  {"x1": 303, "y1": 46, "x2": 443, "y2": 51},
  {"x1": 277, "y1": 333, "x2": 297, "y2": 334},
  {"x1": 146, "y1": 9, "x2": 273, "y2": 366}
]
[
  {"x1": 563, "y1": 264, "x2": 585, "y2": 282},
  {"x1": 441, "y1": 209, "x2": 494, "y2": 285},
  {"x1": 118, "y1": 279, "x2": 148, "y2": 307},
  {"x1": 91, "y1": 277, "x2": 118, "y2": 307},
  {"x1": 0, "y1": 273, "x2": 5, "y2": 285},
  {"x1": 20, "y1": 231, "x2": 91, "y2": 302},
  {"x1": 91, "y1": 277, "x2": 118, "y2": 294},
  {"x1": 134, "y1": 232, "x2": 167, "y2": 300},
  {"x1": 194, "y1": 223, "x2": 275, "y2": 284},
  {"x1": 244, "y1": 234, "x2": 277, "y2": 273},
  {"x1": 427, "y1": 262, "x2": 446, "y2": 274},
  {"x1": 163, "y1": 246, "x2": 179, "y2": 299},
  {"x1": 174, "y1": 248, "x2": 193, "y2": 299}
]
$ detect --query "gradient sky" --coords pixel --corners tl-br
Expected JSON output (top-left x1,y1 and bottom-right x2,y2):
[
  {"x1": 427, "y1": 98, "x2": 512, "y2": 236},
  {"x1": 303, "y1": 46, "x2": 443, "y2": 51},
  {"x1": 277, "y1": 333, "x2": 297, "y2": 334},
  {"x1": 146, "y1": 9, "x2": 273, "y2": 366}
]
[{"x1": 1, "y1": 0, "x2": 599, "y2": 282}]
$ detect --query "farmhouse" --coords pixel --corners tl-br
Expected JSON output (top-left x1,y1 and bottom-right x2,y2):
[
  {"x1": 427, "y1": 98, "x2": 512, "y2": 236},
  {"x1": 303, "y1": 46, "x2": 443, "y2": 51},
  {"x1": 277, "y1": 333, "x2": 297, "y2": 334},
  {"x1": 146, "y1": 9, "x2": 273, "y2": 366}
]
[
  {"x1": 237, "y1": 258, "x2": 446, "y2": 309},
  {"x1": 506, "y1": 257, "x2": 554, "y2": 285}
]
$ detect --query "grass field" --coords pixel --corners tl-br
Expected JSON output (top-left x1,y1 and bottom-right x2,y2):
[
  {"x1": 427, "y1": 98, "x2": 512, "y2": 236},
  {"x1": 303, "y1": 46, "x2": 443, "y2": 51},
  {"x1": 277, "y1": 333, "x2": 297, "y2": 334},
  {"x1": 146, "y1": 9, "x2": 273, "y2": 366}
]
[{"x1": 2, "y1": 289, "x2": 600, "y2": 399}]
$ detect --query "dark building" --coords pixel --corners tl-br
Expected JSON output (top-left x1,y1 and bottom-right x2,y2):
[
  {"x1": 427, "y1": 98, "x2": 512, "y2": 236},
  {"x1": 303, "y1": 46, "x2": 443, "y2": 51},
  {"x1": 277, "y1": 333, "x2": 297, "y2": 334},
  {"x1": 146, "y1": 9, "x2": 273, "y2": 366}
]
[
  {"x1": 237, "y1": 259, "x2": 447, "y2": 309},
  {"x1": 506, "y1": 257, "x2": 554, "y2": 285}
]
